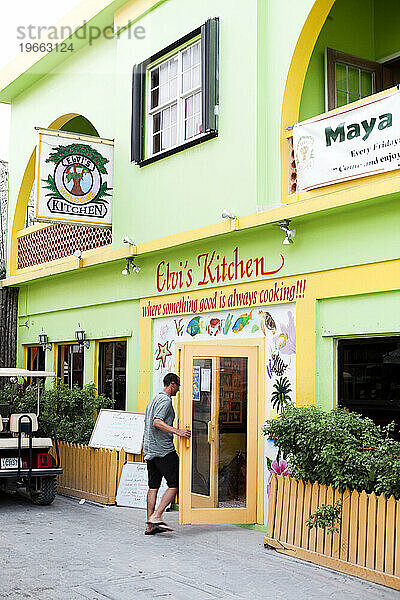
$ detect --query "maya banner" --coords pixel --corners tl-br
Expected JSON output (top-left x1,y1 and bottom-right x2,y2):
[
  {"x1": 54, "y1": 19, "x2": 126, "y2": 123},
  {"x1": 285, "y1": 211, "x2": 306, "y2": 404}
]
[
  {"x1": 293, "y1": 89, "x2": 400, "y2": 191},
  {"x1": 35, "y1": 129, "x2": 113, "y2": 227}
]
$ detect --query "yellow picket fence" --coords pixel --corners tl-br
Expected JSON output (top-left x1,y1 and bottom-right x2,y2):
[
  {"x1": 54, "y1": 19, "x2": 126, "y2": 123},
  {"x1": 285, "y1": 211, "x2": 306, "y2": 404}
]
[
  {"x1": 265, "y1": 475, "x2": 400, "y2": 590},
  {"x1": 51, "y1": 442, "x2": 142, "y2": 505}
]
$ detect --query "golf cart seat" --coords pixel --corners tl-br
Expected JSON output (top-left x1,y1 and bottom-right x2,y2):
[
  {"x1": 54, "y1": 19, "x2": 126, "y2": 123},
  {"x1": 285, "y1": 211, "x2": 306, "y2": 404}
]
[
  {"x1": 10, "y1": 413, "x2": 38, "y2": 433},
  {"x1": 5, "y1": 413, "x2": 52, "y2": 448}
]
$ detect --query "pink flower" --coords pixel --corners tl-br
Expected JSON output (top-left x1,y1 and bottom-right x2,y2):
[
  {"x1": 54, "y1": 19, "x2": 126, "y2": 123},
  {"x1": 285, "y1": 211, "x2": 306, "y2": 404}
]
[
  {"x1": 270, "y1": 459, "x2": 290, "y2": 476},
  {"x1": 267, "y1": 459, "x2": 291, "y2": 494}
]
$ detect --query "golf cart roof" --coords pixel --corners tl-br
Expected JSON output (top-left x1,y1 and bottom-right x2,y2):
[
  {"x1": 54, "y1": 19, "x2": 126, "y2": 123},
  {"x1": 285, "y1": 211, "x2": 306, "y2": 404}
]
[{"x1": 0, "y1": 368, "x2": 56, "y2": 378}]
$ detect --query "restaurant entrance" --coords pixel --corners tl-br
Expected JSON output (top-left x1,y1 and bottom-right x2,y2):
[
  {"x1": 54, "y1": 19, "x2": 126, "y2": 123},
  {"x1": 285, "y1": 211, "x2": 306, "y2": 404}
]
[{"x1": 178, "y1": 342, "x2": 260, "y2": 525}]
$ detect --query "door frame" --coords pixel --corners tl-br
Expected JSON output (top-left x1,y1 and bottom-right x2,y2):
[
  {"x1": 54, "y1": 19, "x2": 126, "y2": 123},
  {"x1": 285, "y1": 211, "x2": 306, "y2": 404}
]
[{"x1": 175, "y1": 338, "x2": 265, "y2": 525}]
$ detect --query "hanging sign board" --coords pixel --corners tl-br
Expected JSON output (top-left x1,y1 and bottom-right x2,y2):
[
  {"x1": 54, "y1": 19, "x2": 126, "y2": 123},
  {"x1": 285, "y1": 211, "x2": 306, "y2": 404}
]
[
  {"x1": 35, "y1": 128, "x2": 113, "y2": 227},
  {"x1": 293, "y1": 89, "x2": 400, "y2": 191},
  {"x1": 116, "y1": 462, "x2": 168, "y2": 508},
  {"x1": 89, "y1": 409, "x2": 145, "y2": 454}
]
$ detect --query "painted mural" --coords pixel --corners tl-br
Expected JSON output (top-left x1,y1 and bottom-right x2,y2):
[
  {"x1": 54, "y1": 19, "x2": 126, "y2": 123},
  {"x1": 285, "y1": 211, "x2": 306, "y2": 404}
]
[{"x1": 152, "y1": 303, "x2": 296, "y2": 523}]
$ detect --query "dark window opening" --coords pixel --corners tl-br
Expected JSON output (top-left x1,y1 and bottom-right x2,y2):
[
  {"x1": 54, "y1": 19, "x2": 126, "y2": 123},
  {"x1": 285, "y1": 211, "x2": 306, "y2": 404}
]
[
  {"x1": 27, "y1": 346, "x2": 45, "y2": 372},
  {"x1": 57, "y1": 344, "x2": 84, "y2": 389},
  {"x1": 98, "y1": 341, "x2": 127, "y2": 411},
  {"x1": 338, "y1": 336, "x2": 400, "y2": 435},
  {"x1": 26, "y1": 346, "x2": 46, "y2": 386}
]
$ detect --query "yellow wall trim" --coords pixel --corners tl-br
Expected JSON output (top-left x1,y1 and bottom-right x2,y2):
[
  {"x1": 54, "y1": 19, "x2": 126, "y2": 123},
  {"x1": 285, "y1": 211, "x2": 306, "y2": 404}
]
[
  {"x1": 280, "y1": 0, "x2": 335, "y2": 201},
  {"x1": 7, "y1": 180, "x2": 397, "y2": 286}
]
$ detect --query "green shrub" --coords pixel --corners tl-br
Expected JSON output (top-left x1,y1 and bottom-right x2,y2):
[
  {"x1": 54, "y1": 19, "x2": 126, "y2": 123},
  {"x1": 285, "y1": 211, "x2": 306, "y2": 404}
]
[
  {"x1": 264, "y1": 405, "x2": 400, "y2": 499},
  {"x1": 306, "y1": 500, "x2": 342, "y2": 534},
  {"x1": 2, "y1": 381, "x2": 112, "y2": 445}
]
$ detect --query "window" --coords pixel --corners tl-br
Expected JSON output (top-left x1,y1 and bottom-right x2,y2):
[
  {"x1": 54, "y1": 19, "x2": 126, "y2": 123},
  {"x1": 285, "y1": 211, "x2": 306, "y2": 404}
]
[
  {"x1": 98, "y1": 341, "x2": 127, "y2": 411},
  {"x1": 57, "y1": 344, "x2": 84, "y2": 389},
  {"x1": 325, "y1": 48, "x2": 400, "y2": 111},
  {"x1": 338, "y1": 336, "x2": 400, "y2": 434},
  {"x1": 132, "y1": 18, "x2": 219, "y2": 165},
  {"x1": 27, "y1": 346, "x2": 45, "y2": 372},
  {"x1": 26, "y1": 346, "x2": 46, "y2": 386},
  {"x1": 325, "y1": 48, "x2": 383, "y2": 110}
]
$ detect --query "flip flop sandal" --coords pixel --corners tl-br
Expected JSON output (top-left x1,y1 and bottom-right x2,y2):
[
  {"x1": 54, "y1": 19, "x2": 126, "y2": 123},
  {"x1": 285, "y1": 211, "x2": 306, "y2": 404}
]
[
  {"x1": 146, "y1": 521, "x2": 173, "y2": 531},
  {"x1": 145, "y1": 526, "x2": 166, "y2": 535}
]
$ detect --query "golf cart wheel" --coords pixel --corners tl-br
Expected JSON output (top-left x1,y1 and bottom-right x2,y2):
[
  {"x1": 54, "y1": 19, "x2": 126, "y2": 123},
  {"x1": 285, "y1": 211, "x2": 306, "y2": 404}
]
[{"x1": 29, "y1": 476, "x2": 57, "y2": 505}]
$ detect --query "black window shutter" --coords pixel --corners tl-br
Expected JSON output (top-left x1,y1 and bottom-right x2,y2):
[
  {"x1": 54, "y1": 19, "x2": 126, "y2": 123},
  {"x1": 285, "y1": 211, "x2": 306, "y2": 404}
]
[
  {"x1": 201, "y1": 18, "x2": 219, "y2": 134},
  {"x1": 131, "y1": 63, "x2": 146, "y2": 163}
]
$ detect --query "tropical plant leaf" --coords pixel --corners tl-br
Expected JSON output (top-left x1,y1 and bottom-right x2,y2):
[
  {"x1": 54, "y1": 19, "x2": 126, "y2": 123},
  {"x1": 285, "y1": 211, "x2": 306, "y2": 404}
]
[{"x1": 41, "y1": 175, "x2": 63, "y2": 200}]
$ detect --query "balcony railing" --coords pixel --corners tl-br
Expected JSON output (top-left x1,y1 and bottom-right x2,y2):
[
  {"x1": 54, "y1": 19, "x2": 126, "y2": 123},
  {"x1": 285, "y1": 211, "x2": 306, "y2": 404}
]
[{"x1": 17, "y1": 223, "x2": 112, "y2": 270}]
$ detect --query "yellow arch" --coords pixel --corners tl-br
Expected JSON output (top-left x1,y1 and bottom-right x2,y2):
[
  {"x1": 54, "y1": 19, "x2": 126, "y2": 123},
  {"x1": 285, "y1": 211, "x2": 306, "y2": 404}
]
[
  {"x1": 10, "y1": 113, "x2": 93, "y2": 276},
  {"x1": 280, "y1": 0, "x2": 335, "y2": 200}
]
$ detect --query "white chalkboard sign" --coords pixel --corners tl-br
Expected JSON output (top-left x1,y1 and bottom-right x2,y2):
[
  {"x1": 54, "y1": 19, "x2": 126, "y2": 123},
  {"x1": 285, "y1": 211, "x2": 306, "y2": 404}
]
[
  {"x1": 116, "y1": 462, "x2": 168, "y2": 508},
  {"x1": 89, "y1": 409, "x2": 145, "y2": 454}
]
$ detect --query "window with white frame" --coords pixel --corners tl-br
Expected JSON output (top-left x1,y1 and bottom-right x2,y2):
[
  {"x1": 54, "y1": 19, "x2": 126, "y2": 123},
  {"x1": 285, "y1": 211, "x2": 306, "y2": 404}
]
[
  {"x1": 131, "y1": 19, "x2": 219, "y2": 165},
  {"x1": 148, "y1": 41, "x2": 202, "y2": 156}
]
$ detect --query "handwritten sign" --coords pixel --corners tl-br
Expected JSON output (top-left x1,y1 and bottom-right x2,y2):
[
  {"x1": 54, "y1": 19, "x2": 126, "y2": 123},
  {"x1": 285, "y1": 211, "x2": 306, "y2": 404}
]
[
  {"x1": 89, "y1": 409, "x2": 145, "y2": 454},
  {"x1": 116, "y1": 462, "x2": 168, "y2": 508}
]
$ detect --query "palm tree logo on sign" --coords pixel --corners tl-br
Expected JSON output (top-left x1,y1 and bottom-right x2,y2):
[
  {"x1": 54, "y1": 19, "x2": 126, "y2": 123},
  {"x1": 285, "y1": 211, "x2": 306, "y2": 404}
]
[{"x1": 42, "y1": 143, "x2": 112, "y2": 217}]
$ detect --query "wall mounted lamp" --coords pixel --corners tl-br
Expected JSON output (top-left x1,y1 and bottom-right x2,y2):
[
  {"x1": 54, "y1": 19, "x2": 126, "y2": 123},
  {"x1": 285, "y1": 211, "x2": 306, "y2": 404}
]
[
  {"x1": 221, "y1": 209, "x2": 237, "y2": 220},
  {"x1": 74, "y1": 323, "x2": 90, "y2": 349},
  {"x1": 122, "y1": 257, "x2": 141, "y2": 276},
  {"x1": 122, "y1": 235, "x2": 135, "y2": 246},
  {"x1": 38, "y1": 328, "x2": 52, "y2": 351},
  {"x1": 279, "y1": 219, "x2": 296, "y2": 245}
]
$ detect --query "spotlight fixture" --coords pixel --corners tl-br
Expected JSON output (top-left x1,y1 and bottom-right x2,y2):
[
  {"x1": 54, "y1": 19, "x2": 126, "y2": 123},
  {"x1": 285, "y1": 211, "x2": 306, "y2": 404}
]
[
  {"x1": 74, "y1": 324, "x2": 90, "y2": 349},
  {"x1": 122, "y1": 257, "x2": 141, "y2": 276},
  {"x1": 279, "y1": 219, "x2": 296, "y2": 245},
  {"x1": 123, "y1": 235, "x2": 135, "y2": 246},
  {"x1": 38, "y1": 328, "x2": 52, "y2": 351},
  {"x1": 221, "y1": 209, "x2": 237, "y2": 220},
  {"x1": 74, "y1": 249, "x2": 82, "y2": 260}
]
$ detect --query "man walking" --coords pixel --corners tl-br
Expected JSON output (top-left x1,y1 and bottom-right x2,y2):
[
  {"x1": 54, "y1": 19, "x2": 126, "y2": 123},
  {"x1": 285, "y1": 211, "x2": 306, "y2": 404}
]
[{"x1": 143, "y1": 372, "x2": 191, "y2": 534}]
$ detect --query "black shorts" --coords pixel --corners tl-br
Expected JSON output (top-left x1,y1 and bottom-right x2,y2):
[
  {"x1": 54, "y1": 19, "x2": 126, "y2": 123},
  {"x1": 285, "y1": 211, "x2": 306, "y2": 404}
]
[{"x1": 147, "y1": 451, "x2": 179, "y2": 489}]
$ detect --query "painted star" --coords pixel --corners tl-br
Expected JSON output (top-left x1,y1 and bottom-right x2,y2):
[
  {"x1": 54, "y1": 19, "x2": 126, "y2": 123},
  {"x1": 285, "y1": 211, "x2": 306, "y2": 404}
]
[{"x1": 156, "y1": 341, "x2": 172, "y2": 368}]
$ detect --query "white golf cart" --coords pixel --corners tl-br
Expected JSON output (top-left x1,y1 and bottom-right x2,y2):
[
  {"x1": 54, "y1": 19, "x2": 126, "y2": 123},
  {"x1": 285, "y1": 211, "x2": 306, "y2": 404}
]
[{"x1": 0, "y1": 368, "x2": 62, "y2": 505}]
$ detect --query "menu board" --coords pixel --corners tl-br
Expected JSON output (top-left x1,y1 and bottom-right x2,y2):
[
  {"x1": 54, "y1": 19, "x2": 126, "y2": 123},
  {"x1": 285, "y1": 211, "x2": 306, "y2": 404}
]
[
  {"x1": 116, "y1": 462, "x2": 168, "y2": 508},
  {"x1": 89, "y1": 409, "x2": 145, "y2": 454}
]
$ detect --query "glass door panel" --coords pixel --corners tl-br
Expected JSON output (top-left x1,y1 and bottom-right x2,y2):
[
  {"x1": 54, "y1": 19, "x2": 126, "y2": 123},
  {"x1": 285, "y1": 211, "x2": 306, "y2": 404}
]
[
  {"x1": 180, "y1": 344, "x2": 258, "y2": 525},
  {"x1": 218, "y1": 356, "x2": 247, "y2": 509},
  {"x1": 191, "y1": 358, "x2": 215, "y2": 508}
]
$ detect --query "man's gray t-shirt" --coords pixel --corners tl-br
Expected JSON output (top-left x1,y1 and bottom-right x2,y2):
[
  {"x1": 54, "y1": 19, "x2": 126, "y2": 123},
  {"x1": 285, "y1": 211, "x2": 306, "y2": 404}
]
[{"x1": 143, "y1": 391, "x2": 175, "y2": 460}]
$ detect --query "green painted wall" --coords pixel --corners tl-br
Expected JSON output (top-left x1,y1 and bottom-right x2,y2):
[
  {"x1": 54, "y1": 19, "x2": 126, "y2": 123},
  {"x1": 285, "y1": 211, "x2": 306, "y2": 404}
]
[
  {"x1": 16, "y1": 195, "x2": 400, "y2": 410},
  {"x1": 316, "y1": 291, "x2": 400, "y2": 411},
  {"x1": 300, "y1": 0, "x2": 400, "y2": 121},
  {"x1": 375, "y1": 0, "x2": 400, "y2": 60},
  {"x1": 112, "y1": 0, "x2": 259, "y2": 246},
  {"x1": 5, "y1": 0, "x2": 400, "y2": 413}
]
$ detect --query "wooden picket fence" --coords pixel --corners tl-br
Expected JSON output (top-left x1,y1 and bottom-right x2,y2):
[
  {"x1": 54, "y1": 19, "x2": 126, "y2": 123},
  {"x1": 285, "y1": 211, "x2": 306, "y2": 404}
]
[
  {"x1": 50, "y1": 442, "x2": 142, "y2": 505},
  {"x1": 265, "y1": 475, "x2": 400, "y2": 590}
]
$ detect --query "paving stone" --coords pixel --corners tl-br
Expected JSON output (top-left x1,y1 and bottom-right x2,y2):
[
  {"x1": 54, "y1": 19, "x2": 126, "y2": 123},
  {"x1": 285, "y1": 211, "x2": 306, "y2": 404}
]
[{"x1": 0, "y1": 492, "x2": 398, "y2": 600}]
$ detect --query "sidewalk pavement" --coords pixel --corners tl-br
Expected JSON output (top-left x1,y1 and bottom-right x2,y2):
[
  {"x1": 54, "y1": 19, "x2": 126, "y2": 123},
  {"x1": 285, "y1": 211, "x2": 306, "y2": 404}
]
[{"x1": 0, "y1": 492, "x2": 398, "y2": 600}]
